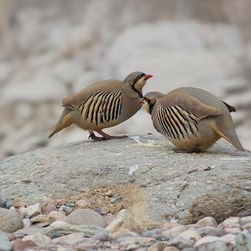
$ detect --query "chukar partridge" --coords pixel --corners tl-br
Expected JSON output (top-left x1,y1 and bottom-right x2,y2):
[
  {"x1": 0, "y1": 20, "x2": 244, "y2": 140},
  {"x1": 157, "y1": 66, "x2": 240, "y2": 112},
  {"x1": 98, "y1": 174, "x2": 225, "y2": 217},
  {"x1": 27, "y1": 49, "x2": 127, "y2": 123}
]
[
  {"x1": 143, "y1": 87, "x2": 244, "y2": 152},
  {"x1": 49, "y1": 71, "x2": 153, "y2": 140}
]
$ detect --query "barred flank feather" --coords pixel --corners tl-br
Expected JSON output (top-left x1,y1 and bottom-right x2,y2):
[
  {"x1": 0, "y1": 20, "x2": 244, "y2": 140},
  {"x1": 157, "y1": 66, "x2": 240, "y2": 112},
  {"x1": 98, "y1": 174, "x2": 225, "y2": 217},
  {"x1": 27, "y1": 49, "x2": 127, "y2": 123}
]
[
  {"x1": 157, "y1": 105, "x2": 199, "y2": 140},
  {"x1": 78, "y1": 91, "x2": 123, "y2": 125}
]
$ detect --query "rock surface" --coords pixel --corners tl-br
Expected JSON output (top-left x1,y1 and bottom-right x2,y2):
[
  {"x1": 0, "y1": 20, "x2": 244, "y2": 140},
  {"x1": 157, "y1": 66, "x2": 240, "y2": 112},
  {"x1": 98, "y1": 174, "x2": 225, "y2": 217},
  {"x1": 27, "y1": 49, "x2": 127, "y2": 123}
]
[
  {"x1": 0, "y1": 0, "x2": 251, "y2": 160},
  {"x1": 0, "y1": 134, "x2": 250, "y2": 223}
]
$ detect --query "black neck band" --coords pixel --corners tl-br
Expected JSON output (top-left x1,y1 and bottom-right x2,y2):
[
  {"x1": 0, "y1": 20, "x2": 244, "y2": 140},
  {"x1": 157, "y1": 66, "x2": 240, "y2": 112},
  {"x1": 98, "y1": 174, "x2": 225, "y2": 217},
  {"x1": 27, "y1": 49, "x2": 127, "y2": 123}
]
[{"x1": 131, "y1": 85, "x2": 143, "y2": 99}]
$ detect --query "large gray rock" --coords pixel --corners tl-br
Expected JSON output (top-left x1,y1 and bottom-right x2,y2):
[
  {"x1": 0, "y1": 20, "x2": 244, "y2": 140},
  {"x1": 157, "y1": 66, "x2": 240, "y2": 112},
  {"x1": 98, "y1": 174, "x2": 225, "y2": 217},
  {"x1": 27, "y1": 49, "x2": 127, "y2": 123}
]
[{"x1": 0, "y1": 135, "x2": 250, "y2": 223}]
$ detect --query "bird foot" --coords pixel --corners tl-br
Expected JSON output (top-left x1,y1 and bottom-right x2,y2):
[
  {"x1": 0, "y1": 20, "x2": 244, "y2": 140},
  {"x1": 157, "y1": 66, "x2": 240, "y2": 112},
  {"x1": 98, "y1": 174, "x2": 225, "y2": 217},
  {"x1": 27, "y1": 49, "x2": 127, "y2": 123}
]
[
  {"x1": 88, "y1": 133, "x2": 106, "y2": 141},
  {"x1": 89, "y1": 132, "x2": 127, "y2": 141}
]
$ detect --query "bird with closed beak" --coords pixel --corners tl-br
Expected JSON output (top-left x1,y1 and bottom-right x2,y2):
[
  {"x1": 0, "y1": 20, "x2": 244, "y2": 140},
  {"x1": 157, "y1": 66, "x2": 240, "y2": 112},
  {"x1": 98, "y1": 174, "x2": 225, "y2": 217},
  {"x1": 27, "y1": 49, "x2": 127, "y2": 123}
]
[
  {"x1": 49, "y1": 71, "x2": 153, "y2": 140},
  {"x1": 143, "y1": 87, "x2": 244, "y2": 152}
]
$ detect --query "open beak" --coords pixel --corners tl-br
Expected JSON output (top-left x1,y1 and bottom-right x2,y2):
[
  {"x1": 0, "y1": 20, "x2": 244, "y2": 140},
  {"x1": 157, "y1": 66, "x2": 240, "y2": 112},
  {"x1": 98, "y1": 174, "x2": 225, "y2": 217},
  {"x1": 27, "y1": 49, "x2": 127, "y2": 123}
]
[{"x1": 139, "y1": 98, "x2": 145, "y2": 104}]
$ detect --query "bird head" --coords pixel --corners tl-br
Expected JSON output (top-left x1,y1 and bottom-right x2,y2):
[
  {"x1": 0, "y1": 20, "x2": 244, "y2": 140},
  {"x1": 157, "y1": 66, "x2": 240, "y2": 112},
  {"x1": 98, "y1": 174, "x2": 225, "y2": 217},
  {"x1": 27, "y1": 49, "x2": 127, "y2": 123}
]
[
  {"x1": 123, "y1": 72, "x2": 153, "y2": 98},
  {"x1": 143, "y1": 91, "x2": 165, "y2": 114}
]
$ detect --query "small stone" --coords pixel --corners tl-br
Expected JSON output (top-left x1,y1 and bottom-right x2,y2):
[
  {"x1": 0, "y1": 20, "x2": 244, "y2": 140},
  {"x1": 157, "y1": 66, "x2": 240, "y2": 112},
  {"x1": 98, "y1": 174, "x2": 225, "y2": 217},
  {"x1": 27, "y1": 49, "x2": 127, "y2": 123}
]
[
  {"x1": 14, "y1": 227, "x2": 42, "y2": 238},
  {"x1": 56, "y1": 198, "x2": 68, "y2": 207},
  {"x1": 0, "y1": 208, "x2": 24, "y2": 233},
  {"x1": 117, "y1": 236, "x2": 155, "y2": 249},
  {"x1": 9, "y1": 206, "x2": 16, "y2": 211},
  {"x1": 30, "y1": 214, "x2": 50, "y2": 224},
  {"x1": 25, "y1": 203, "x2": 42, "y2": 218},
  {"x1": 195, "y1": 236, "x2": 222, "y2": 247},
  {"x1": 23, "y1": 218, "x2": 32, "y2": 228},
  {"x1": 196, "y1": 240, "x2": 234, "y2": 251},
  {"x1": 74, "y1": 238, "x2": 102, "y2": 250},
  {"x1": 196, "y1": 217, "x2": 218, "y2": 227},
  {"x1": 148, "y1": 242, "x2": 168, "y2": 251},
  {"x1": 167, "y1": 236, "x2": 194, "y2": 249},
  {"x1": 181, "y1": 248, "x2": 196, "y2": 251},
  {"x1": 220, "y1": 233, "x2": 236, "y2": 245},
  {"x1": 197, "y1": 226, "x2": 224, "y2": 237},
  {"x1": 59, "y1": 205, "x2": 74, "y2": 215},
  {"x1": 106, "y1": 209, "x2": 146, "y2": 234},
  {"x1": 52, "y1": 232, "x2": 85, "y2": 245},
  {"x1": 219, "y1": 217, "x2": 240, "y2": 228},
  {"x1": 142, "y1": 228, "x2": 165, "y2": 237},
  {"x1": 0, "y1": 232, "x2": 12, "y2": 251},
  {"x1": 235, "y1": 232, "x2": 251, "y2": 250},
  {"x1": 163, "y1": 247, "x2": 180, "y2": 251},
  {"x1": 64, "y1": 202, "x2": 75, "y2": 208},
  {"x1": 41, "y1": 199, "x2": 57, "y2": 214},
  {"x1": 92, "y1": 230, "x2": 110, "y2": 241},
  {"x1": 241, "y1": 222, "x2": 251, "y2": 230},
  {"x1": 162, "y1": 221, "x2": 180, "y2": 229},
  {"x1": 12, "y1": 239, "x2": 37, "y2": 251},
  {"x1": 48, "y1": 211, "x2": 66, "y2": 222},
  {"x1": 178, "y1": 229, "x2": 201, "y2": 244},
  {"x1": 75, "y1": 199, "x2": 89, "y2": 209},
  {"x1": 219, "y1": 217, "x2": 241, "y2": 234},
  {"x1": 104, "y1": 212, "x2": 116, "y2": 225},
  {"x1": 95, "y1": 206, "x2": 110, "y2": 215},
  {"x1": 18, "y1": 206, "x2": 27, "y2": 217},
  {"x1": 5, "y1": 198, "x2": 13, "y2": 209},
  {"x1": 0, "y1": 198, "x2": 6, "y2": 208},
  {"x1": 22, "y1": 232, "x2": 53, "y2": 246},
  {"x1": 222, "y1": 226, "x2": 242, "y2": 234},
  {"x1": 105, "y1": 189, "x2": 114, "y2": 197},
  {"x1": 161, "y1": 225, "x2": 188, "y2": 239},
  {"x1": 65, "y1": 209, "x2": 107, "y2": 227},
  {"x1": 110, "y1": 194, "x2": 122, "y2": 203},
  {"x1": 42, "y1": 221, "x2": 104, "y2": 239},
  {"x1": 240, "y1": 216, "x2": 251, "y2": 226}
]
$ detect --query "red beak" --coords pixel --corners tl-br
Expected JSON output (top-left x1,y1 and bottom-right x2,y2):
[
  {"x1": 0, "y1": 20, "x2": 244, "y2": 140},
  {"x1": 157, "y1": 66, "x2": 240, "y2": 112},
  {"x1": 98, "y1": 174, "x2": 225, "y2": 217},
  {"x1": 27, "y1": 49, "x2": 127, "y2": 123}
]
[
  {"x1": 139, "y1": 98, "x2": 145, "y2": 104},
  {"x1": 145, "y1": 74, "x2": 153, "y2": 80}
]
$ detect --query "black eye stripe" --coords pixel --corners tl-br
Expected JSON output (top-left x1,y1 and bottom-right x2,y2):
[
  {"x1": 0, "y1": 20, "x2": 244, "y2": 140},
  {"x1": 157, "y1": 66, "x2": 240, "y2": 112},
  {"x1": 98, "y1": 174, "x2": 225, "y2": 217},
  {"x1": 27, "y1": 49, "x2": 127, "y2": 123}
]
[{"x1": 133, "y1": 73, "x2": 145, "y2": 86}]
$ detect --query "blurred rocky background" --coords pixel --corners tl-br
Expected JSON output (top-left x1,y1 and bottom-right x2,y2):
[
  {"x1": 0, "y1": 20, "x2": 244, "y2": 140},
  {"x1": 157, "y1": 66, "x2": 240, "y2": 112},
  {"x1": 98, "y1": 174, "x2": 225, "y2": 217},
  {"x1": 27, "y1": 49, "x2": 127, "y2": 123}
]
[{"x1": 0, "y1": 0, "x2": 250, "y2": 159}]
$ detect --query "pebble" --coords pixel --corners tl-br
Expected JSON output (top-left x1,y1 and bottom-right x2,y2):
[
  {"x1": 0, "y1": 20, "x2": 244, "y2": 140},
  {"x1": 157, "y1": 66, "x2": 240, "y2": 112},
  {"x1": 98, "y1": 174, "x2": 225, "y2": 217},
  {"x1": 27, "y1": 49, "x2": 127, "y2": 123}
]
[
  {"x1": 0, "y1": 198, "x2": 6, "y2": 208},
  {"x1": 167, "y1": 236, "x2": 194, "y2": 249},
  {"x1": 41, "y1": 220, "x2": 105, "y2": 239},
  {"x1": 41, "y1": 198, "x2": 57, "y2": 214},
  {"x1": 177, "y1": 229, "x2": 201, "y2": 244},
  {"x1": 25, "y1": 203, "x2": 42, "y2": 218},
  {"x1": 22, "y1": 232, "x2": 53, "y2": 246},
  {"x1": 0, "y1": 207, "x2": 24, "y2": 233},
  {"x1": 75, "y1": 199, "x2": 89, "y2": 209},
  {"x1": 0, "y1": 232, "x2": 12, "y2": 251},
  {"x1": 5, "y1": 198, "x2": 13, "y2": 209},
  {"x1": 162, "y1": 225, "x2": 188, "y2": 239},
  {"x1": 59, "y1": 205, "x2": 75, "y2": 215},
  {"x1": 48, "y1": 210, "x2": 67, "y2": 222},
  {"x1": 235, "y1": 231, "x2": 251, "y2": 251},
  {"x1": 12, "y1": 239, "x2": 37, "y2": 251},
  {"x1": 106, "y1": 209, "x2": 146, "y2": 234},
  {"x1": 3, "y1": 198, "x2": 251, "y2": 250},
  {"x1": 65, "y1": 208, "x2": 107, "y2": 227},
  {"x1": 196, "y1": 216, "x2": 218, "y2": 227},
  {"x1": 194, "y1": 236, "x2": 223, "y2": 247}
]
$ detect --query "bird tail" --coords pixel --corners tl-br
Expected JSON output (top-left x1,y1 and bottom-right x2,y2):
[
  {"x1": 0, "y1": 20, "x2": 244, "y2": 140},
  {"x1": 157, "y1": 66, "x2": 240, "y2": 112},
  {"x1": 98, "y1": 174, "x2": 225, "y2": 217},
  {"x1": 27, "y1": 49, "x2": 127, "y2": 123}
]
[
  {"x1": 211, "y1": 121, "x2": 244, "y2": 151},
  {"x1": 222, "y1": 101, "x2": 236, "y2": 113},
  {"x1": 48, "y1": 108, "x2": 73, "y2": 138}
]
